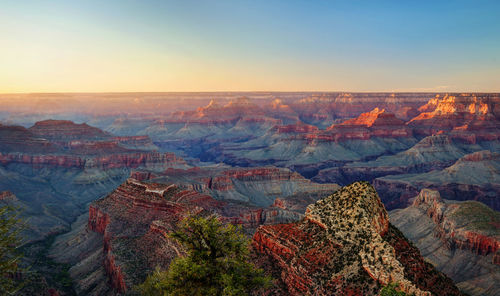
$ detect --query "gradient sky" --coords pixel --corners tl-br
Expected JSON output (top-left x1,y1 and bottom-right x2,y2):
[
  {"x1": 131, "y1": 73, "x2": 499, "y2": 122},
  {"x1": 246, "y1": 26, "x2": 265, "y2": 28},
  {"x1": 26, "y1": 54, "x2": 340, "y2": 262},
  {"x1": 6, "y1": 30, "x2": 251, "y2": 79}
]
[{"x1": 0, "y1": 0, "x2": 499, "y2": 93}]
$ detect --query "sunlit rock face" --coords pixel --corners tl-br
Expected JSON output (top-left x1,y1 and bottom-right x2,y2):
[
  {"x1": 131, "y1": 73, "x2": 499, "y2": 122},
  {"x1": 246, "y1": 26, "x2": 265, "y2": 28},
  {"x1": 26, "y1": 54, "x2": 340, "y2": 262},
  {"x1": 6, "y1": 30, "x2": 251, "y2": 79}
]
[
  {"x1": 391, "y1": 189, "x2": 500, "y2": 296},
  {"x1": 253, "y1": 182, "x2": 463, "y2": 296},
  {"x1": 408, "y1": 94, "x2": 500, "y2": 142}
]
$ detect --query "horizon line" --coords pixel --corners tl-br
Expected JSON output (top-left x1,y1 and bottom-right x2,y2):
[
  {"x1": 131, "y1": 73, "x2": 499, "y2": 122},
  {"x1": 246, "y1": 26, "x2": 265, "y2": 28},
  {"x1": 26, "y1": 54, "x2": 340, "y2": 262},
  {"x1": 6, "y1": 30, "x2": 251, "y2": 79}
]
[{"x1": 1, "y1": 90, "x2": 500, "y2": 95}]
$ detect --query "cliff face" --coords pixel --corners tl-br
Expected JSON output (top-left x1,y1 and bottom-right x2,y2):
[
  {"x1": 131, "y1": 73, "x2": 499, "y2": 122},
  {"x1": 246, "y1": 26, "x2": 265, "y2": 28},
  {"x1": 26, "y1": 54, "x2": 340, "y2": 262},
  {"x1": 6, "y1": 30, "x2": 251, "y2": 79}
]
[
  {"x1": 390, "y1": 189, "x2": 500, "y2": 296},
  {"x1": 408, "y1": 94, "x2": 500, "y2": 142},
  {"x1": 0, "y1": 123, "x2": 57, "y2": 153},
  {"x1": 1, "y1": 120, "x2": 184, "y2": 171},
  {"x1": 84, "y1": 179, "x2": 211, "y2": 293},
  {"x1": 321, "y1": 108, "x2": 413, "y2": 141},
  {"x1": 252, "y1": 182, "x2": 462, "y2": 296},
  {"x1": 156, "y1": 166, "x2": 339, "y2": 208},
  {"x1": 314, "y1": 134, "x2": 466, "y2": 185},
  {"x1": 0, "y1": 151, "x2": 187, "y2": 170},
  {"x1": 58, "y1": 174, "x2": 326, "y2": 294},
  {"x1": 29, "y1": 120, "x2": 109, "y2": 141},
  {"x1": 411, "y1": 189, "x2": 499, "y2": 260}
]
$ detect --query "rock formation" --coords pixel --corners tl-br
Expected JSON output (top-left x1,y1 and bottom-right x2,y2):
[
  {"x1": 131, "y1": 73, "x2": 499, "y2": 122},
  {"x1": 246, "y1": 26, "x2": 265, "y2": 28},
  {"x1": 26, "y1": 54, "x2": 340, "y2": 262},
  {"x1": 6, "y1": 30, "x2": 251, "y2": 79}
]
[
  {"x1": 408, "y1": 94, "x2": 500, "y2": 142},
  {"x1": 253, "y1": 182, "x2": 463, "y2": 296},
  {"x1": 391, "y1": 189, "x2": 500, "y2": 295},
  {"x1": 374, "y1": 150, "x2": 500, "y2": 210},
  {"x1": 51, "y1": 174, "x2": 336, "y2": 294},
  {"x1": 314, "y1": 134, "x2": 466, "y2": 185}
]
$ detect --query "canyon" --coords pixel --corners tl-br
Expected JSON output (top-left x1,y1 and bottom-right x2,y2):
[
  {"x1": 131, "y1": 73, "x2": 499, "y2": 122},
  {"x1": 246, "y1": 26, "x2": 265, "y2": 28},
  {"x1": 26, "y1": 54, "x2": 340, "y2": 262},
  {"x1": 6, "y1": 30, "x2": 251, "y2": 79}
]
[
  {"x1": 391, "y1": 189, "x2": 500, "y2": 296},
  {"x1": 50, "y1": 174, "x2": 339, "y2": 295},
  {"x1": 253, "y1": 182, "x2": 462, "y2": 296},
  {"x1": 1, "y1": 92, "x2": 499, "y2": 295}
]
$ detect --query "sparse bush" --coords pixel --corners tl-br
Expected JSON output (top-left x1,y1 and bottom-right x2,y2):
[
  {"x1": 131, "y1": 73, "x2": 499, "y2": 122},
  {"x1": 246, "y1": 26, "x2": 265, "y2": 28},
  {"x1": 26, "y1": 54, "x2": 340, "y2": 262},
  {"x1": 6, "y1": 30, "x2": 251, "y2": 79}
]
[
  {"x1": 137, "y1": 215, "x2": 271, "y2": 296},
  {"x1": 380, "y1": 282, "x2": 411, "y2": 296}
]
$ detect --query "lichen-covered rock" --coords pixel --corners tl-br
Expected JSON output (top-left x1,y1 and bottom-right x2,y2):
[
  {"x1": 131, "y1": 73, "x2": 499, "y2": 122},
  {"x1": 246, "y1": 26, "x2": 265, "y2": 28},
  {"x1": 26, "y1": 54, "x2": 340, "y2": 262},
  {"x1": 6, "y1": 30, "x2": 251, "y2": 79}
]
[{"x1": 253, "y1": 182, "x2": 463, "y2": 296}]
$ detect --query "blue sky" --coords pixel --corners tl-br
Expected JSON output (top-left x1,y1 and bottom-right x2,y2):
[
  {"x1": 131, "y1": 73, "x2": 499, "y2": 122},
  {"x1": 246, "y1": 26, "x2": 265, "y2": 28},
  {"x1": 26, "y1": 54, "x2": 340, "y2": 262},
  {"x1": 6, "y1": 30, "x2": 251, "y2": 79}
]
[{"x1": 0, "y1": 0, "x2": 499, "y2": 92}]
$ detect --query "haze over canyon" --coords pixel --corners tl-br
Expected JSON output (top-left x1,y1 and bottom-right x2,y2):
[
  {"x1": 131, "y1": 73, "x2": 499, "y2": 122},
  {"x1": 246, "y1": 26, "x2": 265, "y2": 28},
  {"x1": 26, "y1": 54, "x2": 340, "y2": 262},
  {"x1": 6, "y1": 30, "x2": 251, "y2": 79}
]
[{"x1": 0, "y1": 92, "x2": 498, "y2": 295}]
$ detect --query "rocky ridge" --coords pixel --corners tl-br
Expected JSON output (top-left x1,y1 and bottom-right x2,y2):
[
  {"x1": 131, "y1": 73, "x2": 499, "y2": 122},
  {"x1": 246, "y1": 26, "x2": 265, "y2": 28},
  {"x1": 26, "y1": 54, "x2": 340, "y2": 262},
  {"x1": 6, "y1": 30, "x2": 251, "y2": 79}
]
[
  {"x1": 51, "y1": 174, "x2": 337, "y2": 294},
  {"x1": 390, "y1": 189, "x2": 500, "y2": 295},
  {"x1": 253, "y1": 182, "x2": 462, "y2": 296}
]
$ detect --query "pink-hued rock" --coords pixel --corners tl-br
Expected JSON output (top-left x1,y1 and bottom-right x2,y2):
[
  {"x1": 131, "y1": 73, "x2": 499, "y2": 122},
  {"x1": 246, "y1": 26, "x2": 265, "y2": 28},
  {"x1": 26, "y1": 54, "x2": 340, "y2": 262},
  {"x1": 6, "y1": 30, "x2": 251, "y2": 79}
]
[{"x1": 408, "y1": 94, "x2": 500, "y2": 141}]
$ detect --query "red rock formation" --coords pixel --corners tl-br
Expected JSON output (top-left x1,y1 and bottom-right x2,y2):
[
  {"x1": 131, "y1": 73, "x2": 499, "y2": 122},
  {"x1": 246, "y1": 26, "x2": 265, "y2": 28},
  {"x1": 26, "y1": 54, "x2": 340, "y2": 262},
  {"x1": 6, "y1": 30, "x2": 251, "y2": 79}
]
[
  {"x1": 324, "y1": 108, "x2": 412, "y2": 140},
  {"x1": 261, "y1": 107, "x2": 414, "y2": 144},
  {"x1": 205, "y1": 167, "x2": 305, "y2": 191},
  {"x1": 408, "y1": 94, "x2": 500, "y2": 141},
  {"x1": 384, "y1": 225, "x2": 464, "y2": 296},
  {"x1": 29, "y1": 120, "x2": 109, "y2": 140},
  {"x1": 0, "y1": 151, "x2": 186, "y2": 170},
  {"x1": 253, "y1": 182, "x2": 462, "y2": 296},
  {"x1": 111, "y1": 135, "x2": 154, "y2": 147},
  {"x1": 0, "y1": 123, "x2": 57, "y2": 153},
  {"x1": 130, "y1": 170, "x2": 158, "y2": 181},
  {"x1": 88, "y1": 206, "x2": 110, "y2": 234},
  {"x1": 170, "y1": 97, "x2": 267, "y2": 122},
  {"x1": 84, "y1": 177, "x2": 308, "y2": 293},
  {"x1": 412, "y1": 189, "x2": 500, "y2": 263}
]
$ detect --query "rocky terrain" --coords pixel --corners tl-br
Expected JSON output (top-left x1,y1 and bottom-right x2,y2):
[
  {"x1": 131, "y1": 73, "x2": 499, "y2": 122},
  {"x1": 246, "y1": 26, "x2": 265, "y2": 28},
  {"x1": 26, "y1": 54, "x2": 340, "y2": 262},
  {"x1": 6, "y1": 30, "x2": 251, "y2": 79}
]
[
  {"x1": 0, "y1": 120, "x2": 188, "y2": 242},
  {"x1": 408, "y1": 94, "x2": 500, "y2": 142},
  {"x1": 50, "y1": 175, "x2": 339, "y2": 295},
  {"x1": 147, "y1": 165, "x2": 339, "y2": 207},
  {"x1": 253, "y1": 182, "x2": 463, "y2": 296},
  {"x1": 1, "y1": 92, "x2": 499, "y2": 295},
  {"x1": 313, "y1": 134, "x2": 467, "y2": 184},
  {"x1": 374, "y1": 150, "x2": 500, "y2": 210},
  {"x1": 390, "y1": 189, "x2": 500, "y2": 296}
]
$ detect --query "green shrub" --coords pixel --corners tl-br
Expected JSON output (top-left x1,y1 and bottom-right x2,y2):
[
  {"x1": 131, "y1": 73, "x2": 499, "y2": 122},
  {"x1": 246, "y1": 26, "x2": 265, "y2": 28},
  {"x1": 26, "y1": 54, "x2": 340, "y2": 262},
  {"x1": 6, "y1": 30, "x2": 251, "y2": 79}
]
[{"x1": 137, "y1": 215, "x2": 271, "y2": 296}]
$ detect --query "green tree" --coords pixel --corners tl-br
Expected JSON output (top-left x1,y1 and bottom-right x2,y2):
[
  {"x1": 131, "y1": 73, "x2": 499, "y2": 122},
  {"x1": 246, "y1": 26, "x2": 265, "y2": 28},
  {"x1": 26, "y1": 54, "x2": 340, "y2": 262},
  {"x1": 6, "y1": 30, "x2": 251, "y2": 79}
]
[
  {"x1": 137, "y1": 215, "x2": 271, "y2": 296},
  {"x1": 0, "y1": 205, "x2": 24, "y2": 295},
  {"x1": 380, "y1": 283, "x2": 411, "y2": 296}
]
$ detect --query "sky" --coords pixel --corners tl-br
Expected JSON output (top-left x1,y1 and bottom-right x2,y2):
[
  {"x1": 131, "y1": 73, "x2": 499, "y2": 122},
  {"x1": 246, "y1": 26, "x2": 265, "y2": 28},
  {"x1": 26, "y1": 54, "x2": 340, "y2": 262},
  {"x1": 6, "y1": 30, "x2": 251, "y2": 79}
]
[{"x1": 0, "y1": 0, "x2": 499, "y2": 93}]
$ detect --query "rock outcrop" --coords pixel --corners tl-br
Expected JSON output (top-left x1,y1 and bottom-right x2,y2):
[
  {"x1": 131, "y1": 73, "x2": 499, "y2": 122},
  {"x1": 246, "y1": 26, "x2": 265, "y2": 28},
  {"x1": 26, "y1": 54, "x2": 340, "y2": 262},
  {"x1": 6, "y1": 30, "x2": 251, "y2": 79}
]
[
  {"x1": 0, "y1": 123, "x2": 57, "y2": 153},
  {"x1": 408, "y1": 94, "x2": 500, "y2": 142},
  {"x1": 0, "y1": 120, "x2": 187, "y2": 171},
  {"x1": 156, "y1": 166, "x2": 339, "y2": 207},
  {"x1": 390, "y1": 189, "x2": 500, "y2": 295},
  {"x1": 253, "y1": 182, "x2": 462, "y2": 296},
  {"x1": 54, "y1": 175, "x2": 331, "y2": 294},
  {"x1": 29, "y1": 120, "x2": 109, "y2": 141}
]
